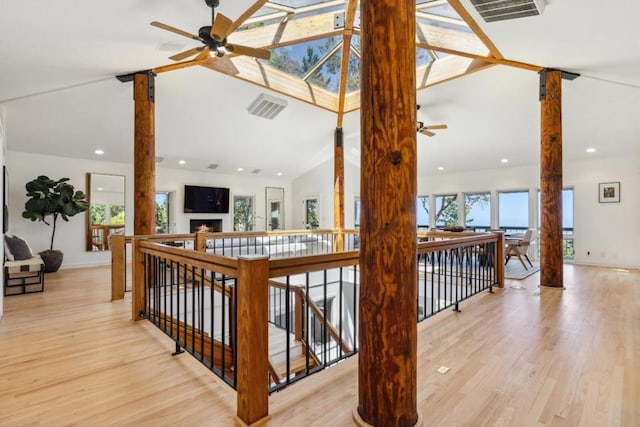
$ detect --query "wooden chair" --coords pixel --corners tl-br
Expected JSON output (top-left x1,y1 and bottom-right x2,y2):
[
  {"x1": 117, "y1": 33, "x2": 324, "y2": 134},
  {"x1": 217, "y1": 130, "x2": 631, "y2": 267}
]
[{"x1": 505, "y1": 229, "x2": 534, "y2": 269}]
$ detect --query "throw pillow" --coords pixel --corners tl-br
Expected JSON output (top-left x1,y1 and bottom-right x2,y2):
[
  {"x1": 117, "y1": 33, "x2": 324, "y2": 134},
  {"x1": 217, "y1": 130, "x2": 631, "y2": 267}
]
[{"x1": 5, "y1": 234, "x2": 34, "y2": 261}]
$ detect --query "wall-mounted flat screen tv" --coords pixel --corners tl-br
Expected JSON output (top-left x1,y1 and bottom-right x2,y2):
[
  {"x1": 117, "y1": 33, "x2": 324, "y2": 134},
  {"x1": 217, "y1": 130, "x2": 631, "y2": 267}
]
[{"x1": 184, "y1": 185, "x2": 230, "y2": 213}]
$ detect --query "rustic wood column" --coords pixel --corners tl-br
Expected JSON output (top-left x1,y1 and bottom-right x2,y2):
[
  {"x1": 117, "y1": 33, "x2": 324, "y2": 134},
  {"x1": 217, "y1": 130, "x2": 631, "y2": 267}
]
[
  {"x1": 236, "y1": 255, "x2": 270, "y2": 425},
  {"x1": 539, "y1": 69, "x2": 563, "y2": 288},
  {"x1": 133, "y1": 71, "x2": 156, "y2": 236},
  {"x1": 334, "y1": 127, "x2": 345, "y2": 251},
  {"x1": 357, "y1": 0, "x2": 418, "y2": 425}
]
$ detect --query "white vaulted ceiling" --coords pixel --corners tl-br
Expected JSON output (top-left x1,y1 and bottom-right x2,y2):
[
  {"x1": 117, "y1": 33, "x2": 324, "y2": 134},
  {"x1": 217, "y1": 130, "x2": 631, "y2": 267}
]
[{"x1": 1, "y1": 0, "x2": 639, "y2": 178}]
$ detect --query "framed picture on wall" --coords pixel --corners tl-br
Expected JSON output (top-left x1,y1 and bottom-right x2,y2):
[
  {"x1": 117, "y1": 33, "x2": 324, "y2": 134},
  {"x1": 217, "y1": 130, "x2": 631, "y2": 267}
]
[{"x1": 598, "y1": 181, "x2": 620, "y2": 203}]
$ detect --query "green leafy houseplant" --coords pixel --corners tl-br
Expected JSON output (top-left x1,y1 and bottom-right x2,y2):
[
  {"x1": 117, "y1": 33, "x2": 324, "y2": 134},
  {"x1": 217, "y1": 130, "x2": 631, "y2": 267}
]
[{"x1": 22, "y1": 176, "x2": 89, "y2": 272}]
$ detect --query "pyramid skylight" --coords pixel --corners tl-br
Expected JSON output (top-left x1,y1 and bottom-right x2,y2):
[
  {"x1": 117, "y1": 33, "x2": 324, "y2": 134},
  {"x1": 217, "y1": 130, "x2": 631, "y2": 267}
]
[{"x1": 221, "y1": 0, "x2": 501, "y2": 114}]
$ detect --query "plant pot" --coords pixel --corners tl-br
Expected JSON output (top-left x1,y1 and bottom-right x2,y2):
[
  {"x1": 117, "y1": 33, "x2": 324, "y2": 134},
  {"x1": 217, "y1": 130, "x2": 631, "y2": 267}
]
[{"x1": 39, "y1": 249, "x2": 64, "y2": 273}]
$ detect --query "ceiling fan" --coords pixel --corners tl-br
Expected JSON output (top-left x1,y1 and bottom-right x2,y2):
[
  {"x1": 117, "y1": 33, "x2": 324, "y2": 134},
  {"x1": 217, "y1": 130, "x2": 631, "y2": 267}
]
[
  {"x1": 150, "y1": 0, "x2": 270, "y2": 75},
  {"x1": 417, "y1": 122, "x2": 448, "y2": 137},
  {"x1": 416, "y1": 105, "x2": 447, "y2": 137}
]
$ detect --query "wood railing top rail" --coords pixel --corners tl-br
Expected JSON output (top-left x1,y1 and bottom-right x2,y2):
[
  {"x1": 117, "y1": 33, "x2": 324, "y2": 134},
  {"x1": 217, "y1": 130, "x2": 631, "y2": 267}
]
[
  {"x1": 196, "y1": 228, "x2": 359, "y2": 240},
  {"x1": 418, "y1": 233, "x2": 499, "y2": 254},
  {"x1": 269, "y1": 251, "x2": 360, "y2": 278},
  {"x1": 122, "y1": 229, "x2": 360, "y2": 244},
  {"x1": 124, "y1": 233, "x2": 195, "y2": 244},
  {"x1": 138, "y1": 240, "x2": 239, "y2": 277}
]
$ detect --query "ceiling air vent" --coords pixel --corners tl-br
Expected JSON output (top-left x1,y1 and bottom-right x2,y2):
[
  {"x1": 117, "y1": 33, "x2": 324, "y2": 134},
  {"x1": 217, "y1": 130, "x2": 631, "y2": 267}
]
[
  {"x1": 247, "y1": 94, "x2": 288, "y2": 120},
  {"x1": 251, "y1": 169, "x2": 261, "y2": 174},
  {"x1": 469, "y1": 0, "x2": 545, "y2": 23}
]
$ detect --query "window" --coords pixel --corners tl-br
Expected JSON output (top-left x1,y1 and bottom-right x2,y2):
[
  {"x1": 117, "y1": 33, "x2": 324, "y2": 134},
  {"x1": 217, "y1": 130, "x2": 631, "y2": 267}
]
[
  {"x1": 416, "y1": 196, "x2": 429, "y2": 229},
  {"x1": 155, "y1": 192, "x2": 171, "y2": 234},
  {"x1": 434, "y1": 194, "x2": 458, "y2": 228},
  {"x1": 233, "y1": 195, "x2": 254, "y2": 231},
  {"x1": 464, "y1": 192, "x2": 491, "y2": 231},
  {"x1": 305, "y1": 198, "x2": 319, "y2": 229},
  {"x1": 354, "y1": 196, "x2": 361, "y2": 229},
  {"x1": 498, "y1": 190, "x2": 529, "y2": 233}
]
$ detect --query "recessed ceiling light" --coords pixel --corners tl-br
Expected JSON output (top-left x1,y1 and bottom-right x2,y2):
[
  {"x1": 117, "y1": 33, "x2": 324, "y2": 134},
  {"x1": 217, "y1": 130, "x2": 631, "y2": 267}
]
[
  {"x1": 237, "y1": 167, "x2": 244, "y2": 172},
  {"x1": 586, "y1": 147, "x2": 596, "y2": 153},
  {"x1": 277, "y1": 172, "x2": 283, "y2": 176},
  {"x1": 437, "y1": 166, "x2": 444, "y2": 171},
  {"x1": 95, "y1": 149, "x2": 104, "y2": 155},
  {"x1": 97, "y1": 187, "x2": 103, "y2": 191},
  {"x1": 178, "y1": 160, "x2": 186, "y2": 165},
  {"x1": 501, "y1": 158, "x2": 509, "y2": 163}
]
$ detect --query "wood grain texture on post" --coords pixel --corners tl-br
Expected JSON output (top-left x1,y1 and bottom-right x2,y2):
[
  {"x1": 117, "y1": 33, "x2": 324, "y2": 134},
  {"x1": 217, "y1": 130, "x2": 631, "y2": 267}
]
[
  {"x1": 358, "y1": 0, "x2": 418, "y2": 425},
  {"x1": 540, "y1": 69, "x2": 563, "y2": 288},
  {"x1": 133, "y1": 72, "x2": 156, "y2": 236},
  {"x1": 334, "y1": 127, "x2": 345, "y2": 251}
]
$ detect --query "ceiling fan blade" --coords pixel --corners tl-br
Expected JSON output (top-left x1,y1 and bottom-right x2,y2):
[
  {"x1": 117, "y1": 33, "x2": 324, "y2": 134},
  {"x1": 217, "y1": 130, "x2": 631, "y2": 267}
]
[
  {"x1": 169, "y1": 47, "x2": 204, "y2": 61},
  {"x1": 152, "y1": 57, "x2": 215, "y2": 74},
  {"x1": 194, "y1": 47, "x2": 211, "y2": 61},
  {"x1": 420, "y1": 129, "x2": 436, "y2": 137},
  {"x1": 425, "y1": 124, "x2": 448, "y2": 130},
  {"x1": 211, "y1": 13, "x2": 234, "y2": 41},
  {"x1": 201, "y1": 56, "x2": 239, "y2": 75},
  {"x1": 226, "y1": 44, "x2": 271, "y2": 60},
  {"x1": 150, "y1": 21, "x2": 202, "y2": 41}
]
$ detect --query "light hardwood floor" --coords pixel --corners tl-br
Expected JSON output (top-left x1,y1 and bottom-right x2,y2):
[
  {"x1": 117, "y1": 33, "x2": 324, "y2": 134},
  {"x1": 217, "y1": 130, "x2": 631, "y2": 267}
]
[{"x1": 0, "y1": 264, "x2": 638, "y2": 426}]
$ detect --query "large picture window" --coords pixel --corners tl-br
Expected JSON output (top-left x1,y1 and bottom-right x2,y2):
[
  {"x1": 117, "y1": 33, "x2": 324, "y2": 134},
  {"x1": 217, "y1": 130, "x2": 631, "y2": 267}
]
[
  {"x1": 464, "y1": 192, "x2": 491, "y2": 231},
  {"x1": 434, "y1": 194, "x2": 458, "y2": 228},
  {"x1": 498, "y1": 190, "x2": 529, "y2": 233},
  {"x1": 416, "y1": 196, "x2": 429, "y2": 229}
]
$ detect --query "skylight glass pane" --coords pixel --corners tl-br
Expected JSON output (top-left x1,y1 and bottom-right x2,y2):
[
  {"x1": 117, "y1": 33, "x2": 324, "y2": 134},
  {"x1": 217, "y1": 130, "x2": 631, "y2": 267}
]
[
  {"x1": 269, "y1": 37, "x2": 341, "y2": 78},
  {"x1": 416, "y1": 48, "x2": 434, "y2": 66},
  {"x1": 346, "y1": 50, "x2": 360, "y2": 92},
  {"x1": 423, "y1": 5, "x2": 462, "y2": 20},
  {"x1": 309, "y1": 48, "x2": 342, "y2": 92}
]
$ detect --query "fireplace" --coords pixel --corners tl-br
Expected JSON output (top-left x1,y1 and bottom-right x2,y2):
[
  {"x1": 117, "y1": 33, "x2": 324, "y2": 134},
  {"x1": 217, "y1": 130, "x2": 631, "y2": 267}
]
[{"x1": 190, "y1": 219, "x2": 222, "y2": 233}]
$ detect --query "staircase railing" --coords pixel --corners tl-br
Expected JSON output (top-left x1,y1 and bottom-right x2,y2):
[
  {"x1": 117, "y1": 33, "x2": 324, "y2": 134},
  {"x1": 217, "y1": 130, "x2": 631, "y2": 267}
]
[{"x1": 128, "y1": 230, "x2": 503, "y2": 425}]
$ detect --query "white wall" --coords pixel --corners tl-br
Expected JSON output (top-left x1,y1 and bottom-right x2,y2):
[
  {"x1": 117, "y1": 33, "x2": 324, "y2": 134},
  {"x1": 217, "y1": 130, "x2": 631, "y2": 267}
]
[
  {"x1": 293, "y1": 155, "x2": 640, "y2": 269},
  {"x1": 1, "y1": 107, "x2": 5, "y2": 318},
  {"x1": 6, "y1": 151, "x2": 292, "y2": 269},
  {"x1": 292, "y1": 158, "x2": 360, "y2": 229},
  {"x1": 156, "y1": 165, "x2": 292, "y2": 233}
]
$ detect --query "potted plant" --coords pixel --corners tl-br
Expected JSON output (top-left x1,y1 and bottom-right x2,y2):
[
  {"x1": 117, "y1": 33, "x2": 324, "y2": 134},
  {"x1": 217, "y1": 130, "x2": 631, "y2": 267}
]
[{"x1": 22, "y1": 175, "x2": 89, "y2": 272}]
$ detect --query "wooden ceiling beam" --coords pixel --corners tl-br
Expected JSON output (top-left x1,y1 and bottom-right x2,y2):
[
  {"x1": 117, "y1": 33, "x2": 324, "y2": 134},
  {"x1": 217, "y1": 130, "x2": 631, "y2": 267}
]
[
  {"x1": 416, "y1": 41, "x2": 542, "y2": 72},
  {"x1": 231, "y1": 56, "x2": 338, "y2": 112},
  {"x1": 416, "y1": 55, "x2": 495, "y2": 89},
  {"x1": 231, "y1": 0, "x2": 270, "y2": 33},
  {"x1": 229, "y1": 11, "x2": 340, "y2": 49},
  {"x1": 416, "y1": 21, "x2": 489, "y2": 58},
  {"x1": 336, "y1": 0, "x2": 359, "y2": 128},
  {"x1": 446, "y1": 0, "x2": 504, "y2": 59}
]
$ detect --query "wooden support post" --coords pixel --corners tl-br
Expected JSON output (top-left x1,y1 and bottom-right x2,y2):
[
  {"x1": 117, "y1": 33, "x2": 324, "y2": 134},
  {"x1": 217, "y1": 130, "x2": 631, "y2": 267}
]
[
  {"x1": 111, "y1": 234, "x2": 126, "y2": 300},
  {"x1": 494, "y1": 231, "x2": 505, "y2": 288},
  {"x1": 133, "y1": 71, "x2": 156, "y2": 236},
  {"x1": 236, "y1": 255, "x2": 270, "y2": 425},
  {"x1": 131, "y1": 238, "x2": 146, "y2": 321},
  {"x1": 539, "y1": 69, "x2": 564, "y2": 288},
  {"x1": 357, "y1": 0, "x2": 419, "y2": 425},
  {"x1": 334, "y1": 127, "x2": 345, "y2": 252},
  {"x1": 195, "y1": 231, "x2": 206, "y2": 252}
]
